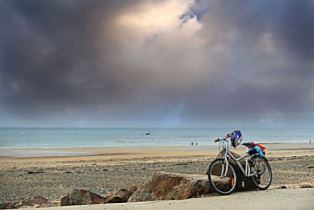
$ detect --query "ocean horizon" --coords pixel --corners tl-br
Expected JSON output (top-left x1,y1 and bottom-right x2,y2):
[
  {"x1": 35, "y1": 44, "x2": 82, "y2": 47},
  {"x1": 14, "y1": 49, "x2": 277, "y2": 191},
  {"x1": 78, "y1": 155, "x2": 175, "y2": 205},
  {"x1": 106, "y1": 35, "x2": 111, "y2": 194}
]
[{"x1": 0, "y1": 127, "x2": 313, "y2": 149}]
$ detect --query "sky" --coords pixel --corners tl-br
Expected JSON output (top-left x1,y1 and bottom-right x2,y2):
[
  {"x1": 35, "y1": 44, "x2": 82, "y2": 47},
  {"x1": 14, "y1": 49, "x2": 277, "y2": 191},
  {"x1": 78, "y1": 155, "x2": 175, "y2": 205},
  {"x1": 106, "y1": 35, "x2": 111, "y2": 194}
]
[{"x1": 0, "y1": 0, "x2": 314, "y2": 128}]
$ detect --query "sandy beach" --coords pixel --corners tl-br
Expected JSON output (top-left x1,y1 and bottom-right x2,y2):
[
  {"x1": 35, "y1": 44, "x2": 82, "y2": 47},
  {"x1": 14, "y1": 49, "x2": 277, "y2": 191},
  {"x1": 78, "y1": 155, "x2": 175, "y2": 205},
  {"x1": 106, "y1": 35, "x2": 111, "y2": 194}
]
[{"x1": 1, "y1": 143, "x2": 314, "y2": 205}]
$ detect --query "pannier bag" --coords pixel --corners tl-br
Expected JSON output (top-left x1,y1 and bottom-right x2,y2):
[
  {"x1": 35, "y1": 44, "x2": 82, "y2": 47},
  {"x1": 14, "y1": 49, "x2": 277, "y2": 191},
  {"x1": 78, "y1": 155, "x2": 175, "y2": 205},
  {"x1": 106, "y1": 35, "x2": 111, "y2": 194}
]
[{"x1": 242, "y1": 142, "x2": 266, "y2": 157}]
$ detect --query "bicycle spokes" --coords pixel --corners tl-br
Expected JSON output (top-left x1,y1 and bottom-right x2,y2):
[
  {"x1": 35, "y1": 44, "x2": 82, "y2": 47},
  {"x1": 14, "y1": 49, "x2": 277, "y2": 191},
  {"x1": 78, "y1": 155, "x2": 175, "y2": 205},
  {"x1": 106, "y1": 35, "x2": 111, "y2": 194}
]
[
  {"x1": 208, "y1": 159, "x2": 238, "y2": 195},
  {"x1": 251, "y1": 157, "x2": 272, "y2": 189}
]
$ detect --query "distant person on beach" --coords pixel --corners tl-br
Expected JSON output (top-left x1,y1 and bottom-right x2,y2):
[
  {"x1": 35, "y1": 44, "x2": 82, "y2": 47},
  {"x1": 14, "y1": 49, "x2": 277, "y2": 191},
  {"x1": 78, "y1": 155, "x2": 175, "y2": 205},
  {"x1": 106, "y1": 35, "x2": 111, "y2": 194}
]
[{"x1": 191, "y1": 142, "x2": 194, "y2": 146}]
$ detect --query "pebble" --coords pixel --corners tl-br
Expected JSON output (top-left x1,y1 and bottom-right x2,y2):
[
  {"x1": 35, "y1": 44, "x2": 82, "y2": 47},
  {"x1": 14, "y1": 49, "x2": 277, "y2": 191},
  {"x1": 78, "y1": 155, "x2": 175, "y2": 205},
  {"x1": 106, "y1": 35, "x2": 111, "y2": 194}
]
[{"x1": 27, "y1": 171, "x2": 44, "y2": 175}]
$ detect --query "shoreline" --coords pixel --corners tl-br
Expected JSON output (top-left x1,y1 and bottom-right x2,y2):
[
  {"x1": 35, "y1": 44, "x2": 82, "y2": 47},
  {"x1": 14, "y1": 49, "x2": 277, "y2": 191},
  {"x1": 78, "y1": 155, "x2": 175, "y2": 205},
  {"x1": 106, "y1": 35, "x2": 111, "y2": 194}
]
[{"x1": 0, "y1": 142, "x2": 314, "y2": 158}]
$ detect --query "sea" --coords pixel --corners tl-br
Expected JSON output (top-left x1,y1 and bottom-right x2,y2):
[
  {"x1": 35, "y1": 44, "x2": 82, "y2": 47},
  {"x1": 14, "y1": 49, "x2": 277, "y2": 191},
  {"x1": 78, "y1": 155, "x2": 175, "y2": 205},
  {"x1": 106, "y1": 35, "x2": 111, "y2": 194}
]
[{"x1": 0, "y1": 128, "x2": 313, "y2": 149}]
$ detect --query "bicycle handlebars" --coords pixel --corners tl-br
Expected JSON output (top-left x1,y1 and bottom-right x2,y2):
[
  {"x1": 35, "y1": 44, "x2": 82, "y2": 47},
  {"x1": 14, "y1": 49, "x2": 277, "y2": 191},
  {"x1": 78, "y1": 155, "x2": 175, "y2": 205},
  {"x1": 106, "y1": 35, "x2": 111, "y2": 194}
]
[
  {"x1": 214, "y1": 138, "x2": 220, "y2": 142},
  {"x1": 213, "y1": 133, "x2": 232, "y2": 143},
  {"x1": 214, "y1": 137, "x2": 227, "y2": 142}
]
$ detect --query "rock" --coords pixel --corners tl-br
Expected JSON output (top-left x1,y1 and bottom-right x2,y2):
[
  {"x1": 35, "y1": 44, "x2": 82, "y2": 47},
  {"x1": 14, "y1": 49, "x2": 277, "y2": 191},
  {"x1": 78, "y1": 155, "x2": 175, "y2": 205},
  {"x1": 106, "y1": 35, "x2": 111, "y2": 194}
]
[
  {"x1": 20, "y1": 196, "x2": 49, "y2": 208},
  {"x1": 60, "y1": 189, "x2": 105, "y2": 206},
  {"x1": 60, "y1": 195, "x2": 70, "y2": 206},
  {"x1": 300, "y1": 184, "x2": 313, "y2": 188},
  {"x1": 0, "y1": 201, "x2": 21, "y2": 209},
  {"x1": 49, "y1": 200, "x2": 61, "y2": 207},
  {"x1": 127, "y1": 185, "x2": 138, "y2": 196},
  {"x1": 128, "y1": 188, "x2": 153, "y2": 202},
  {"x1": 65, "y1": 171, "x2": 73, "y2": 174},
  {"x1": 175, "y1": 162, "x2": 188, "y2": 166},
  {"x1": 307, "y1": 166, "x2": 314, "y2": 169},
  {"x1": 27, "y1": 170, "x2": 44, "y2": 174},
  {"x1": 276, "y1": 185, "x2": 288, "y2": 189},
  {"x1": 128, "y1": 172, "x2": 213, "y2": 202},
  {"x1": 105, "y1": 189, "x2": 129, "y2": 203}
]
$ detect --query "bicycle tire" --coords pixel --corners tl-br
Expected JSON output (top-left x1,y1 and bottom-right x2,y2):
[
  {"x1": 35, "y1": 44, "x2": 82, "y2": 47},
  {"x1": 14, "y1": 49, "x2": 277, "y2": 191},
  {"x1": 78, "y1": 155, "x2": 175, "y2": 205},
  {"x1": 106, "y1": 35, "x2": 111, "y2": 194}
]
[
  {"x1": 251, "y1": 156, "x2": 272, "y2": 190},
  {"x1": 208, "y1": 158, "x2": 238, "y2": 195}
]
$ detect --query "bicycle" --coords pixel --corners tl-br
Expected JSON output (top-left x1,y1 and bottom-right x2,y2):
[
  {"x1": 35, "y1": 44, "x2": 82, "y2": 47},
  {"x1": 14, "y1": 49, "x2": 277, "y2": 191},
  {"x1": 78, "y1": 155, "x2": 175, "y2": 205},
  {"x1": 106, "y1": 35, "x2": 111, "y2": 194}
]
[{"x1": 207, "y1": 133, "x2": 272, "y2": 195}]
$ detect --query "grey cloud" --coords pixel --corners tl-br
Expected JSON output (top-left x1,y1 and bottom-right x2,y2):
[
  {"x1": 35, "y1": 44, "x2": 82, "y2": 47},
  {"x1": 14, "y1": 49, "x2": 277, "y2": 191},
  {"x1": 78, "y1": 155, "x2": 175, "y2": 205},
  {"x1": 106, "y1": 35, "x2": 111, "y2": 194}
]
[{"x1": 0, "y1": 0, "x2": 313, "y2": 127}]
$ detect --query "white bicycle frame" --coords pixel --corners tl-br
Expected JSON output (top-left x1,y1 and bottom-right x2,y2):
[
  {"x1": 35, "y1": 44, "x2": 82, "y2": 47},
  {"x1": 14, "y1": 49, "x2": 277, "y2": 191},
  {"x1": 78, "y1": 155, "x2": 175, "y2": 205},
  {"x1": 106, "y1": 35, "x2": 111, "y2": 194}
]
[{"x1": 218, "y1": 138, "x2": 257, "y2": 177}]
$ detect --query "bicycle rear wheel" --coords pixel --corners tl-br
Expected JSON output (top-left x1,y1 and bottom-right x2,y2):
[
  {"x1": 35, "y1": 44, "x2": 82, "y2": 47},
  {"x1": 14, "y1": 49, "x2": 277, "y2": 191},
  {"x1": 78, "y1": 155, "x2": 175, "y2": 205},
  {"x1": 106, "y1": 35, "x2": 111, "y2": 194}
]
[
  {"x1": 208, "y1": 158, "x2": 238, "y2": 195},
  {"x1": 251, "y1": 156, "x2": 272, "y2": 190}
]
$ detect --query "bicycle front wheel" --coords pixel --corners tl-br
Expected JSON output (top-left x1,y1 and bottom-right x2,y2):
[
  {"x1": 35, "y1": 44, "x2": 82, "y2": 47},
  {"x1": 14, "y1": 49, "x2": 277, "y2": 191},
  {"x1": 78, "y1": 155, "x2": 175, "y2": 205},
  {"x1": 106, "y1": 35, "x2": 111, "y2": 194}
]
[
  {"x1": 208, "y1": 158, "x2": 238, "y2": 195},
  {"x1": 251, "y1": 156, "x2": 272, "y2": 190}
]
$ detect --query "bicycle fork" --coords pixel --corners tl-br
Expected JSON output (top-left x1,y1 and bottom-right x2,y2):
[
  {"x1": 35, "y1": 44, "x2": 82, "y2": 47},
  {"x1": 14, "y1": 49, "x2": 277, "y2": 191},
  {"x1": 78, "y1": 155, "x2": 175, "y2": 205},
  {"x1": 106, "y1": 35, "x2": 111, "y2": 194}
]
[{"x1": 221, "y1": 159, "x2": 229, "y2": 177}]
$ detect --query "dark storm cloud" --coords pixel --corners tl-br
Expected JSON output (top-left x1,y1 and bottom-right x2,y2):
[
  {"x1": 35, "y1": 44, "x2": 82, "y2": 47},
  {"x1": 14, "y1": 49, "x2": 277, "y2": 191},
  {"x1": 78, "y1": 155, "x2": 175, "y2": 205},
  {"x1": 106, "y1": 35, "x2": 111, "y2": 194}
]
[
  {"x1": 0, "y1": 0, "x2": 314, "y2": 127},
  {"x1": 183, "y1": 0, "x2": 314, "y2": 120},
  {"x1": 0, "y1": 0, "x2": 145, "y2": 112},
  {"x1": 272, "y1": 0, "x2": 314, "y2": 61}
]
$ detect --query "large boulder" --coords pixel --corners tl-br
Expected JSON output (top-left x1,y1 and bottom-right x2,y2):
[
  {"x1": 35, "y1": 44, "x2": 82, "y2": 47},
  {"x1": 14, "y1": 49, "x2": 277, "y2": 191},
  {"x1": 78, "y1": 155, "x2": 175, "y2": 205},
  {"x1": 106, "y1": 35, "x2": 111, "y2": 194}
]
[
  {"x1": 0, "y1": 196, "x2": 51, "y2": 209},
  {"x1": 60, "y1": 189, "x2": 105, "y2": 206},
  {"x1": 127, "y1": 185, "x2": 138, "y2": 196},
  {"x1": 0, "y1": 201, "x2": 21, "y2": 209},
  {"x1": 128, "y1": 172, "x2": 214, "y2": 202},
  {"x1": 20, "y1": 196, "x2": 49, "y2": 208},
  {"x1": 104, "y1": 186, "x2": 138, "y2": 203},
  {"x1": 128, "y1": 188, "x2": 154, "y2": 202},
  {"x1": 104, "y1": 189, "x2": 129, "y2": 203}
]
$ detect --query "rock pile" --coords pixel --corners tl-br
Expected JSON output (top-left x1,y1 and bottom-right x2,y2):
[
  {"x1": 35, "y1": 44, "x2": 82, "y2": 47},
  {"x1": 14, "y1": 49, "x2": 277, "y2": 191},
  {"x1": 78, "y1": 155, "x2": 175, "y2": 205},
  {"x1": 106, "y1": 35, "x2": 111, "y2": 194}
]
[
  {"x1": 1, "y1": 171, "x2": 261, "y2": 209},
  {"x1": 129, "y1": 172, "x2": 212, "y2": 202}
]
